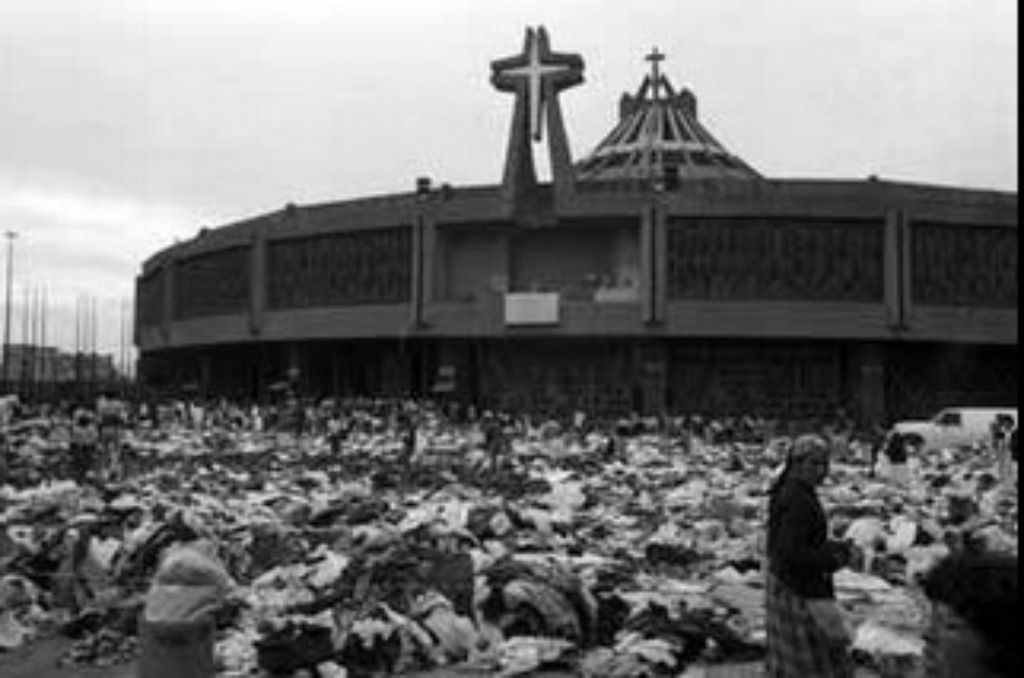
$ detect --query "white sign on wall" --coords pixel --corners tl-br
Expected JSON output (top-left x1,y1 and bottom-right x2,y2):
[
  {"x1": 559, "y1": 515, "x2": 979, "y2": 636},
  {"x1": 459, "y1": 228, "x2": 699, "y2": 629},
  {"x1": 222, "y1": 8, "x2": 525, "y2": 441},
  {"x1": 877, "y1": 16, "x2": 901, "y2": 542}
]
[{"x1": 504, "y1": 292, "x2": 560, "y2": 325}]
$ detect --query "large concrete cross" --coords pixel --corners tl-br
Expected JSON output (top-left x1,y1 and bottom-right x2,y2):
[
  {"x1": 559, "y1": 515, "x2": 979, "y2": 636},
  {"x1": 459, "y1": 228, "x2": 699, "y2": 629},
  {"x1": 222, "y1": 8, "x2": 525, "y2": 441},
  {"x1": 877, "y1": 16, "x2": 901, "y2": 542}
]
[{"x1": 491, "y1": 27, "x2": 584, "y2": 142}]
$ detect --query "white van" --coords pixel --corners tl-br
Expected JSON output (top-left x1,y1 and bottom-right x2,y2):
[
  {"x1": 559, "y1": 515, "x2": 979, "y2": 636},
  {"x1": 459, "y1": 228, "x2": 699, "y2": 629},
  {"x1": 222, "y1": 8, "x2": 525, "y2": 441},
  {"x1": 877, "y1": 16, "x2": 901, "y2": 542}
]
[{"x1": 891, "y1": 407, "x2": 1017, "y2": 453}]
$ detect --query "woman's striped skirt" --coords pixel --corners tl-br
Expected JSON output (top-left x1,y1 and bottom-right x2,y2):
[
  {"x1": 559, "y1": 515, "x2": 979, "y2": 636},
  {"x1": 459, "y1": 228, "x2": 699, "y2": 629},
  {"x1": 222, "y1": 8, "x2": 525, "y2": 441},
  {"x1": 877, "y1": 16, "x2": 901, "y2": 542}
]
[{"x1": 765, "y1": 573, "x2": 853, "y2": 677}]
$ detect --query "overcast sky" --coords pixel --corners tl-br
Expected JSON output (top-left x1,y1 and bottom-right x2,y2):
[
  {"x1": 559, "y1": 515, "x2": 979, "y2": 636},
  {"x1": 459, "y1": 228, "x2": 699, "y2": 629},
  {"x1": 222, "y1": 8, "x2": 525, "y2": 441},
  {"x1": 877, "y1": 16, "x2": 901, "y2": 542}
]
[{"x1": 0, "y1": 0, "x2": 1017, "y2": 358}]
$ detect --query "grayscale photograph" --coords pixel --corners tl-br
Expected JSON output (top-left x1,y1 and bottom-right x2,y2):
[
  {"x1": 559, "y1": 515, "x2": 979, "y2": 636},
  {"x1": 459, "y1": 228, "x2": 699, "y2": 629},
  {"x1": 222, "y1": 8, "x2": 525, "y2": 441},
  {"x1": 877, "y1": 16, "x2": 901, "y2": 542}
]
[{"x1": 0, "y1": 1, "x2": 1016, "y2": 677}]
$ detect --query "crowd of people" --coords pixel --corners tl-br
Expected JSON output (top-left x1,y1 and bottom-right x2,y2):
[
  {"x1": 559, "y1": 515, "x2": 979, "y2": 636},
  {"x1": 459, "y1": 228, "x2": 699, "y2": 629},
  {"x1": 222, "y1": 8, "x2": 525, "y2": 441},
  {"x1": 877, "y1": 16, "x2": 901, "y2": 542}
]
[
  {"x1": 0, "y1": 390, "x2": 1018, "y2": 677},
  {"x1": 0, "y1": 390, "x2": 873, "y2": 485}
]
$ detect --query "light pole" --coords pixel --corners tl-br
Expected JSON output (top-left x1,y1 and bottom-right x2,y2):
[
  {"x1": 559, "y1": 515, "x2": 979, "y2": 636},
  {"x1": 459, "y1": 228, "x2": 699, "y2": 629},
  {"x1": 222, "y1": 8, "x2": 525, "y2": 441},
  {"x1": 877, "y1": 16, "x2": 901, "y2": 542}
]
[{"x1": 3, "y1": 231, "x2": 16, "y2": 389}]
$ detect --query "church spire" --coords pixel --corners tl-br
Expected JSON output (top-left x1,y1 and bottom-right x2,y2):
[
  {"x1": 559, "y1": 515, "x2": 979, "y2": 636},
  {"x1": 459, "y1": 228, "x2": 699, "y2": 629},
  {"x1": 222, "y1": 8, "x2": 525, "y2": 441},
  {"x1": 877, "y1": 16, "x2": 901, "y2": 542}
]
[{"x1": 576, "y1": 49, "x2": 759, "y2": 184}]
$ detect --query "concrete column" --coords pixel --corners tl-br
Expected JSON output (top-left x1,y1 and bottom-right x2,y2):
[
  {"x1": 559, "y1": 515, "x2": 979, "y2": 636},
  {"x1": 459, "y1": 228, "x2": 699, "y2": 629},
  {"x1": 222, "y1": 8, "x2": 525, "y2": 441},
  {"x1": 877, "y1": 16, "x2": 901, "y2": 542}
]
[
  {"x1": 640, "y1": 207, "x2": 654, "y2": 324},
  {"x1": 410, "y1": 218, "x2": 423, "y2": 327},
  {"x1": 884, "y1": 210, "x2": 901, "y2": 329},
  {"x1": 635, "y1": 342, "x2": 668, "y2": 415},
  {"x1": 161, "y1": 256, "x2": 176, "y2": 344},
  {"x1": 653, "y1": 201, "x2": 668, "y2": 323},
  {"x1": 546, "y1": 81, "x2": 577, "y2": 207},
  {"x1": 499, "y1": 92, "x2": 537, "y2": 212},
  {"x1": 132, "y1": 281, "x2": 142, "y2": 350},
  {"x1": 421, "y1": 212, "x2": 437, "y2": 311},
  {"x1": 249, "y1": 225, "x2": 266, "y2": 337},
  {"x1": 858, "y1": 343, "x2": 886, "y2": 428},
  {"x1": 900, "y1": 213, "x2": 913, "y2": 329},
  {"x1": 199, "y1": 353, "x2": 213, "y2": 395}
]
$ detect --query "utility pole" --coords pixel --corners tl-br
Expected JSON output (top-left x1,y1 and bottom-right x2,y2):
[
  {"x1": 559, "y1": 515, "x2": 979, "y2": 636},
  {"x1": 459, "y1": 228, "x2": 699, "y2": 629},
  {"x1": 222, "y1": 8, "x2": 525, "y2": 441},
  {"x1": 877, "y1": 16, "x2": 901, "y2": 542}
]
[
  {"x1": 75, "y1": 295, "x2": 81, "y2": 391},
  {"x1": 20, "y1": 286, "x2": 28, "y2": 392},
  {"x1": 87, "y1": 295, "x2": 93, "y2": 395},
  {"x1": 119, "y1": 297, "x2": 126, "y2": 392},
  {"x1": 2, "y1": 231, "x2": 15, "y2": 390},
  {"x1": 90, "y1": 296, "x2": 97, "y2": 394},
  {"x1": 84, "y1": 295, "x2": 91, "y2": 395},
  {"x1": 41, "y1": 287, "x2": 47, "y2": 390},
  {"x1": 28, "y1": 286, "x2": 37, "y2": 395}
]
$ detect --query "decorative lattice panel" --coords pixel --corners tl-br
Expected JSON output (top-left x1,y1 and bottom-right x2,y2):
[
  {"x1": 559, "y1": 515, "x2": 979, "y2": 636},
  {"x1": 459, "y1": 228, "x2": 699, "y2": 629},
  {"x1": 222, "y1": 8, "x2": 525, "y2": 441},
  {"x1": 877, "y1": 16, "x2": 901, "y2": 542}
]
[
  {"x1": 136, "y1": 269, "x2": 165, "y2": 327},
  {"x1": 911, "y1": 223, "x2": 1017, "y2": 308},
  {"x1": 667, "y1": 217, "x2": 884, "y2": 302},
  {"x1": 267, "y1": 227, "x2": 411, "y2": 310},
  {"x1": 174, "y1": 247, "x2": 250, "y2": 320}
]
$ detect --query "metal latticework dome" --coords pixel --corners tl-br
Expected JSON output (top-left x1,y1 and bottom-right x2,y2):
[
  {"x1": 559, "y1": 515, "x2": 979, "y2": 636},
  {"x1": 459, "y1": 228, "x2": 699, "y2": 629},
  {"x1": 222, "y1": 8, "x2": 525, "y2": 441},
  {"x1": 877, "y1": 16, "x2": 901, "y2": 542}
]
[{"x1": 575, "y1": 49, "x2": 759, "y2": 184}]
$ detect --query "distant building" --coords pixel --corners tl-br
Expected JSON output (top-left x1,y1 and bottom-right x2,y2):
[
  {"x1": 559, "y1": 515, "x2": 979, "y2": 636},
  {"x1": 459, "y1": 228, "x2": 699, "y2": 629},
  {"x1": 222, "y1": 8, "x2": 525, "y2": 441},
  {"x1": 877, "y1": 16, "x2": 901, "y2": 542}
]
[
  {"x1": 135, "y1": 28, "x2": 1016, "y2": 424},
  {"x1": 2, "y1": 344, "x2": 120, "y2": 384}
]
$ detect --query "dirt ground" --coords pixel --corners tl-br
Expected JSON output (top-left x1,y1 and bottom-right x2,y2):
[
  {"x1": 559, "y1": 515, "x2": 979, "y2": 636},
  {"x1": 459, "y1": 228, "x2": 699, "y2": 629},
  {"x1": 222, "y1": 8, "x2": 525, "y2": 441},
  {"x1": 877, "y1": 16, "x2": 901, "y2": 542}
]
[
  {"x1": 0, "y1": 636, "x2": 768, "y2": 678},
  {"x1": 2, "y1": 637, "x2": 884, "y2": 677},
  {"x1": 0, "y1": 636, "x2": 134, "y2": 678}
]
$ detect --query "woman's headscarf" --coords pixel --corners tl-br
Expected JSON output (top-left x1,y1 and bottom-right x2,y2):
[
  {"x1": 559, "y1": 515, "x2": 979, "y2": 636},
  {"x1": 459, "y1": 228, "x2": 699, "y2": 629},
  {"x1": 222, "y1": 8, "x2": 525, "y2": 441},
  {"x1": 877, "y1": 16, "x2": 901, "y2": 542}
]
[{"x1": 770, "y1": 433, "x2": 829, "y2": 495}]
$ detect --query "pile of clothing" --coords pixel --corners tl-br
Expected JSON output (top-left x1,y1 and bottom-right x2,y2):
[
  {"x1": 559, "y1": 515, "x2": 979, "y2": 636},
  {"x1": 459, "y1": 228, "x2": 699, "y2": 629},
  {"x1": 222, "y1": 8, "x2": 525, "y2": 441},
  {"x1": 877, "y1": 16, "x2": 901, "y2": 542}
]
[{"x1": 0, "y1": 412, "x2": 1016, "y2": 677}]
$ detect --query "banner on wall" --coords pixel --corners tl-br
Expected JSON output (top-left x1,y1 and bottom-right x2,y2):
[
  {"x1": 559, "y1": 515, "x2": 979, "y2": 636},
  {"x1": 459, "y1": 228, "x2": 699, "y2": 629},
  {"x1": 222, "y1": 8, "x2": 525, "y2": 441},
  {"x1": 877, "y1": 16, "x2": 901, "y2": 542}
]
[{"x1": 504, "y1": 292, "x2": 560, "y2": 325}]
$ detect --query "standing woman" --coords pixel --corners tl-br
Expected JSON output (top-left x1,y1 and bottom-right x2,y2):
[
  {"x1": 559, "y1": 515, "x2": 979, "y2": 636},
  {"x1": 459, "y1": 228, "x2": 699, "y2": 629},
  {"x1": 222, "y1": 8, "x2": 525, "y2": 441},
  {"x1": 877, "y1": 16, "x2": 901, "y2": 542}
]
[{"x1": 766, "y1": 434, "x2": 854, "y2": 677}]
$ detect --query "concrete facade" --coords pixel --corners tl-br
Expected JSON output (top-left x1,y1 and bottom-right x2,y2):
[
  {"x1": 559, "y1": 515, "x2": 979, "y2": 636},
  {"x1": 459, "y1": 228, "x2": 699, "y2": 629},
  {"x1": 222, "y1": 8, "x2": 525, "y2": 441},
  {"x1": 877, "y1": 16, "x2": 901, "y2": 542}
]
[{"x1": 135, "y1": 29, "x2": 1017, "y2": 424}]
